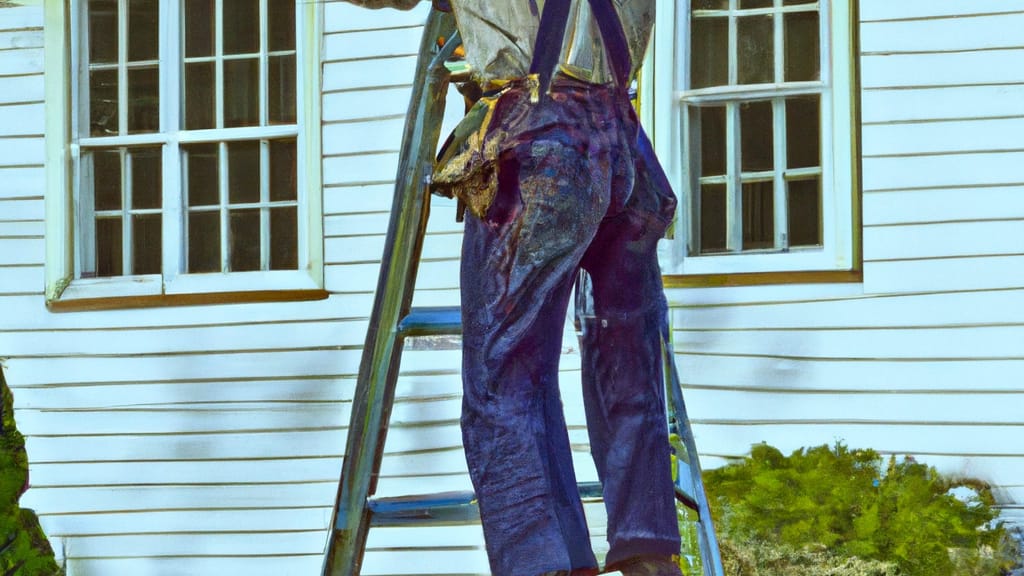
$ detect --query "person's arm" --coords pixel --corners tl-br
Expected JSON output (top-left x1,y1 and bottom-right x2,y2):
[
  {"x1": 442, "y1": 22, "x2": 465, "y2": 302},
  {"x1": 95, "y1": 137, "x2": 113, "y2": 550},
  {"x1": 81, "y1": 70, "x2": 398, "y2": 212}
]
[{"x1": 341, "y1": 0, "x2": 423, "y2": 10}]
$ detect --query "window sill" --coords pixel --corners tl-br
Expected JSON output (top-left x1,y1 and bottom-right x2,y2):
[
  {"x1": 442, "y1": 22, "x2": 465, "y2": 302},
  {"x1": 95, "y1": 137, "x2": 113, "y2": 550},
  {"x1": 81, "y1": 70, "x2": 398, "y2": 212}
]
[
  {"x1": 669, "y1": 247, "x2": 855, "y2": 276},
  {"x1": 47, "y1": 271, "x2": 328, "y2": 312},
  {"x1": 663, "y1": 268, "x2": 862, "y2": 289},
  {"x1": 47, "y1": 288, "x2": 329, "y2": 312}
]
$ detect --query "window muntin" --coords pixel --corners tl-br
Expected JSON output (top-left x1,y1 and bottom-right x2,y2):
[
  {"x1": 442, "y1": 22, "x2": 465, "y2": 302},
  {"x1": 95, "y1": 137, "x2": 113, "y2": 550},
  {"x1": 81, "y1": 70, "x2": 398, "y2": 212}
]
[
  {"x1": 74, "y1": 0, "x2": 306, "y2": 290},
  {"x1": 658, "y1": 0, "x2": 855, "y2": 277},
  {"x1": 84, "y1": 146, "x2": 163, "y2": 277},
  {"x1": 687, "y1": 0, "x2": 823, "y2": 256},
  {"x1": 181, "y1": 139, "x2": 298, "y2": 274}
]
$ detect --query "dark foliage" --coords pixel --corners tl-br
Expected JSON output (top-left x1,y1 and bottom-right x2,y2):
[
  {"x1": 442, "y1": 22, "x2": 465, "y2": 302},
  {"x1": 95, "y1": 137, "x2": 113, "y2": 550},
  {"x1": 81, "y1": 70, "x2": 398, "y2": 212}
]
[{"x1": 1, "y1": 368, "x2": 62, "y2": 576}]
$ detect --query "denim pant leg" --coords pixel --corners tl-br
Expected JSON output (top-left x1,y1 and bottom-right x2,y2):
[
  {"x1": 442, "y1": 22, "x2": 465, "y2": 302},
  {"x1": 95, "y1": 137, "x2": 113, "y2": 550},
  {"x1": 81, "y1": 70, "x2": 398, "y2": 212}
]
[
  {"x1": 460, "y1": 137, "x2": 609, "y2": 576},
  {"x1": 579, "y1": 152, "x2": 682, "y2": 566}
]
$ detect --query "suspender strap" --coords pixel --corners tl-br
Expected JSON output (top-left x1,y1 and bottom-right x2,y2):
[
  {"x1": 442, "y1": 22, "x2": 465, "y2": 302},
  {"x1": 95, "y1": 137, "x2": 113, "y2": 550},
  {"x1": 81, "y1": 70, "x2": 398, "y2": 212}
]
[
  {"x1": 526, "y1": 1, "x2": 671, "y2": 215},
  {"x1": 529, "y1": 0, "x2": 572, "y2": 93},
  {"x1": 582, "y1": 0, "x2": 676, "y2": 209},
  {"x1": 585, "y1": 0, "x2": 632, "y2": 89},
  {"x1": 529, "y1": 0, "x2": 635, "y2": 93}
]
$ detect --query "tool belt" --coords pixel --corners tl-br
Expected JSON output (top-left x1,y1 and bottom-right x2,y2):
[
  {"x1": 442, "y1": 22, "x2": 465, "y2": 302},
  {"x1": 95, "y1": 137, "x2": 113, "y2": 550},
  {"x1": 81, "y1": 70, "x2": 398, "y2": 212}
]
[{"x1": 430, "y1": 76, "x2": 541, "y2": 221}]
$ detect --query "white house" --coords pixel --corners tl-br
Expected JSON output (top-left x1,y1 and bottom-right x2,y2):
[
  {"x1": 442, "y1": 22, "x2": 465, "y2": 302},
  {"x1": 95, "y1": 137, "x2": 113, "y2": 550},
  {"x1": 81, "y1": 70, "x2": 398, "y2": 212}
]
[{"x1": 0, "y1": 0, "x2": 1021, "y2": 574}]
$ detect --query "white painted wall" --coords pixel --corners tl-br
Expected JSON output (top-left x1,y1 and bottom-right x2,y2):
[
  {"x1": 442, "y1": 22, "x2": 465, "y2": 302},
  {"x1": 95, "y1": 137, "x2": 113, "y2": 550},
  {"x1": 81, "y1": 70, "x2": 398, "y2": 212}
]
[
  {"x1": 673, "y1": 0, "x2": 1024, "y2": 533},
  {"x1": 0, "y1": 2, "x2": 490, "y2": 574}
]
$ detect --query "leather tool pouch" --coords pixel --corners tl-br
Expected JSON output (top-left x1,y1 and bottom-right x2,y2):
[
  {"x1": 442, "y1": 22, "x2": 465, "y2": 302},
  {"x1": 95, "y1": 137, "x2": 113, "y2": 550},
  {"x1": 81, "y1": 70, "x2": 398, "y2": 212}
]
[{"x1": 430, "y1": 76, "x2": 540, "y2": 221}]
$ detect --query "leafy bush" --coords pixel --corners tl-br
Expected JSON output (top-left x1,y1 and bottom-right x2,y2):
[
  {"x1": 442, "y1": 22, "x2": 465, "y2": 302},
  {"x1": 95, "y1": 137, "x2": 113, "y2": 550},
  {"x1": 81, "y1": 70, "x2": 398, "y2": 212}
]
[
  {"x1": 679, "y1": 442, "x2": 1019, "y2": 576},
  {"x1": 715, "y1": 538, "x2": 899, "y2": 576},
  {"x1": 1, "y1": 368, "x2": 63, "y2": 576}
]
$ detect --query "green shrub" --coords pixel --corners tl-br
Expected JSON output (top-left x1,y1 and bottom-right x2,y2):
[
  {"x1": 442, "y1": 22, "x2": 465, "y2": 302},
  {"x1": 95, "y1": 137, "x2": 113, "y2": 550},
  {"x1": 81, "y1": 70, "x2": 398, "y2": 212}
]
[
  {"x1": 716, "y1": 539, "x2": 899, "y2": 576},
  {"x1": 1, "y1": 368, "x2": 62, "y2": 576},
  {"x1": 679, "y1": 442, "x2": 1019, "y2": 576}
]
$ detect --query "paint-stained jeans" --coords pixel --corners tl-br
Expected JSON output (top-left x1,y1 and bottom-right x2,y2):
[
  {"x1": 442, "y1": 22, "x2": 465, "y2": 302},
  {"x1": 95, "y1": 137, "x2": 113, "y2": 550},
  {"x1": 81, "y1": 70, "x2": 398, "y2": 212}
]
[{"x1": 460, "y1": 77, "x2": 681, "y2": 576}]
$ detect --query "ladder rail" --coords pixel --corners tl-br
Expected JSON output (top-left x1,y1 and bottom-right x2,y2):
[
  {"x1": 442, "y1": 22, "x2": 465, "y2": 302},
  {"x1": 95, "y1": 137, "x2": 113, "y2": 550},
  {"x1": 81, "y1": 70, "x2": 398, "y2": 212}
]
[
  {"x1": 663, "y1": 338, "x2": 726, "y2": 576},
  {"x1": 322, "y1": 11, "x2": 458, "y2": 576}
]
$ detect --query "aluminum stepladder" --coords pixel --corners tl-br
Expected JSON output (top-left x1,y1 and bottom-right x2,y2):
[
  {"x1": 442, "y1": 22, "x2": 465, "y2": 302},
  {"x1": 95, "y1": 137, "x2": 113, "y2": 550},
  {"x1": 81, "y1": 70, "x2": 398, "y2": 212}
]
[{"x1": 321, "y1": 8, "x2": 724, "y2": 576}]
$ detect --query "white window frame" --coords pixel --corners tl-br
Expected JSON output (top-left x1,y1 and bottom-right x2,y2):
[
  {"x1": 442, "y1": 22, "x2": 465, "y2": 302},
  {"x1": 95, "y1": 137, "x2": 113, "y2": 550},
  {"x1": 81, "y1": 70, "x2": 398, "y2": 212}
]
[
  {"x1": 648, "y1": 0, "x2": 856, "y2": 278},
  {"x1": 45, "y1": 0, "x2": 323, "y2": 304}
]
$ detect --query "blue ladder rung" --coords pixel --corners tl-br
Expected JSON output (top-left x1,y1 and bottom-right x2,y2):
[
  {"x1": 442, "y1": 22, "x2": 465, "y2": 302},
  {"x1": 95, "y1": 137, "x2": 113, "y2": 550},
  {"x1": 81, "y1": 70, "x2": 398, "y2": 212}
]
[
  {"x1": 368, "y1": 491, "x2": 477, "y2": 526},
  {"x1": 397, "y1": 306, "x2": 462, "y2": 337},
  {"x1": 676, "y1": 485, "x2": 700, "y2": 513},
  {"x1": 676, "y1": 460, "x2": 699, "y2": 511},
  {"x1": 367, "y1": 482, "x2": 605, "y2": 527}
]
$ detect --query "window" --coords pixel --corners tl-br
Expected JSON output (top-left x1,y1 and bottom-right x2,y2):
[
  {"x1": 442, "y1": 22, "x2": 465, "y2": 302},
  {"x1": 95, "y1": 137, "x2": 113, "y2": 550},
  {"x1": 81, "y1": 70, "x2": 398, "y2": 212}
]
[
  {"x1": 45, "y1": 0, "x2": 322, "y2": 304},
  {"x1": 648, "y1": 0, "x2": 857, "y2": 279}
]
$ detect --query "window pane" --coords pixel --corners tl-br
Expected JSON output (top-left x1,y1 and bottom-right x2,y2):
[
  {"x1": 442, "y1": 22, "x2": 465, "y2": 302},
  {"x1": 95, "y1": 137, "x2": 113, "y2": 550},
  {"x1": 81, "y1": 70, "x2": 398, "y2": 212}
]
[
  {"x1": 224, "y1": 58, "x2": 259, "y2": 127},
  {"x1": 89, "y1": 0, "x2": 118, "y2": 64},
  {"x1": 699, "y1": 184, "x2": 727, "y2": 254},
  {"x1": 270, "y1": 139, "x2": 297, "y2": 201},
  {"x1": 785, "y1": 11, "x2": 820, "y2": 82},
  {"x1": 742, "y1": 181, "x2": 773, "y2": 250},
  {"x1": 268, "y1": 0, "x2": 295, "y2": 52},
  {"x1": 783, "y1": 0, "x2": 816, "y2": 4},
  {"x1": 695, "y1": 106, "x2": 726, "y2": 177},
  {"x1": 224, "y1": 0, "x2": 259, "y2": 55},
  {"x1": 691, "y1": 17, "x2": 728, "y2": 89},
  {"x1": 230, "y1": 209, "x2": 260, "y2": 271},
  {"x1": 228, "y1": 140, "x2": 261, "y2": 204},
  {"x1": 128, "y1": 0, "x2": 159, "y2": 61},
  {"x1": 740, "y1": 0, "x2": 772, "y2": 8},
  {"x1": 90, "y1": 69, "x2": 118, "y2": 136},
  {"x1": 270, "y1": 207, "x2": 297, "y2": 270},
  {"x1": 786, "y1": 96, "x2": 820, "y2": 169},
  {"x1": 693, "y1": 0, "x2": 727, "y2": 9},
  {"x1": 93, "y1": 149, "x2": 122, "y2": 211},
  {"x1": 738, "y1": 15, "x2": 774, "y2": 84},
  {"x1": 131, "y1": 147, "x2": 162, "y2": 209},
  {"x1": 185, "y1": 61, "x2": 215, "y2": 130},
  {"x1": 788, "y1": 178, "x2": 821, "y2": 247},
  {"x1": 185, "y1": 143, "x2": 219, "y2": 207},
  {"x1": 188, "y1": 211, "x2": 221, "y2": 272},
  {"x1": 96, "y1": 217, "x2": 123, "y2": 276},
  {"x1": 185, "y1": 0, "x2": 214, "y2": 58},
  {"x1": 740, "y1": 101, "x2": 773, "y2": 172},
  {"x1": 128, "y1": 66, "x2": 160, "y2": 133},
  {"x1": 269, "y1": 54, "x2": 296, "y2": 124},
  {"x1": 132, "y1": 213, "x2": 162, "y2": 274}
]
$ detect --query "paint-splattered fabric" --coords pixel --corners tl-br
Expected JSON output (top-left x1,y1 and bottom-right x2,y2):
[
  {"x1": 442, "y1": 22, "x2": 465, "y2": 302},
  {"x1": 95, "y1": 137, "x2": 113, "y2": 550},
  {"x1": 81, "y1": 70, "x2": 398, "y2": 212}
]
[
  {"x1": 347, "y1": 0, "x2": 654, "y2": 86},
  {"x1": 460, "y1": 75, "x2": 681, "y2": 576},
  {"x1": 447, "y1": 0, "x2": 654, "y2": 86}
]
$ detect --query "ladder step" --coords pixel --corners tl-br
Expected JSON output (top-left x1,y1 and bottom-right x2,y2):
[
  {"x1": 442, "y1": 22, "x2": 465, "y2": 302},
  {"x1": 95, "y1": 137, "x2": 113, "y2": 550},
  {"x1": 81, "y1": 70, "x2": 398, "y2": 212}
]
[
  {"x1": 367, "y1": 482, "x2": 702, "y2": 528},
  {"x1": 368, "y1": 482, "x2": 605, "y2": 527},
  {"x1": 368, "y1": 490, "x2": 477, "y2": 526},
  {"x1": 676, "y1": 460, "x2": 699, "y2": 510},
  {"x1": 675, "y1": 486, "x2": 700, "y2": 513},
  {"x1": 397, "y1": 306, "x2": 462, "y2": 337}
]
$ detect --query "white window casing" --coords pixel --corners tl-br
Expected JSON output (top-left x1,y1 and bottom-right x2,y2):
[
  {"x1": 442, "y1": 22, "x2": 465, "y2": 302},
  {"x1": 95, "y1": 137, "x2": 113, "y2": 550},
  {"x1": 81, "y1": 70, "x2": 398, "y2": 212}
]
[
  {"x1": 45, "y1": 0, "x2": 323, "y2": 304},
  {"x1": 648, "y1": 0, "x2": 857, "y2": 278}
]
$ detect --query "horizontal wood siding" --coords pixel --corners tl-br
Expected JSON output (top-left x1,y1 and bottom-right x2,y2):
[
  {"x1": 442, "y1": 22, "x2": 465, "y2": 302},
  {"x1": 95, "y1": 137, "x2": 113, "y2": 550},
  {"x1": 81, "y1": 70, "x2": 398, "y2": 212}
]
[
  {"x1": 0, "y1": 3, "x2": 487, "y2": 575},
  {"x1": 0, "y1": 4, "x2": 45, "y2": 303},
  {"x1": 677, "y1": 0, "x2": 1024, "y2": 521},
  {"x1": 670, "y1": 281, "x2": 1024, "y2": 528},
  {"x1": 859, "y1": 0, "x2": 1024, "y2": 294}
]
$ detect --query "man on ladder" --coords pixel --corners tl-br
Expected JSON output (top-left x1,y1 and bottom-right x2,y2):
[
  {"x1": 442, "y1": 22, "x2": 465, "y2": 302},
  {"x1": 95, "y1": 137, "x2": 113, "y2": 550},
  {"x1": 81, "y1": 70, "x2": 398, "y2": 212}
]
[{"x1": 338, "y1": 1, "x2": 684, "y2": 574}]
